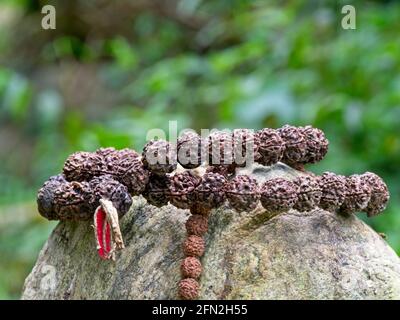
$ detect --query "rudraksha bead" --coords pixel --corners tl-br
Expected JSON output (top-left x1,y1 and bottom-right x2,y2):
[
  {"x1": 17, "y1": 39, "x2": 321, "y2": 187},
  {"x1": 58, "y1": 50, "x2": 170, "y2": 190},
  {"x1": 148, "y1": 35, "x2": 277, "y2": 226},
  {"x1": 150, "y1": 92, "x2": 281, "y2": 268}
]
[
  {"x1": 318, "y1": 172, "x2": 347, "y2": 212},
  {"x1": 260, "y1": 178, "x2": 298, "y2": 213},
  {"x1": 194, "y1": 172, "x2": 227, "y2": 209},
  {"x1": 225, "y1": 175, "x2": 260, "y2": 212},
  {"x1": 360, "y1": 172, "x2": 390, "y2": 217},
  {"x1": 142, "y1": 139, "x2": 177, "y2": 175},
  {"x1": 256, "y1": 128, "x2": 285, "y2": 166},
  {"x1": 169, "y1": 171, "x2": 201, "y2": 209},
  {"x1": 293, "y1": 175, "x2": 322, "y2": 212},
  {"x1": 340, "y1": 175, "x2": 372, "y2": 214},
  {"x1": 177, "y1": 131, "x2": 203, "y2": 169}
]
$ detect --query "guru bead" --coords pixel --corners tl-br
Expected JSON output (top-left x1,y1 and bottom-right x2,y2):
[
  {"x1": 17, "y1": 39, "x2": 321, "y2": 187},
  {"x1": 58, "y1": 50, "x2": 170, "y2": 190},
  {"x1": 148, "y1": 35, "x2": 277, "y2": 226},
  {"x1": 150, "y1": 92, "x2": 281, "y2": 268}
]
[
  {"x1": 194, "y1": 172, "x2": 227, "y2": 209},
  {"x1": 142, "y1": 174, "x2": 171, "y2": 207},
  {"x1": 177, "y1": 131, "x2": 203, "y2": 169},
  {"x1": 360, "y1": 172, "x2": 390, "y2": 217},
  {"x1": 178, "y1": 278, "x2": 200, "y2": 300},
  {"x1": 318, "y1": 172, "x2": 347, "y2": 212},
  {"x1": 340, "y1": 175, "x2": 372, "y2": 214},
  {"x1": 260, "y1": 178, "x2": 299, "y2": 214},
  {"x1": 225, "y1": 175, "x2": 260, "y2": 212},
  {"x1": 256, "y1": 128, "x2": 285, "y2": 166},
  {"x1": 300, "y1": 126, "x2": 329, "y2": 164},
  {"x1": 293, "y1": 175, "x2": 322, "y2": 212},
  {"x1": 277, "y1": 125, "x2": 307, "y2": 166},
  {"x1": 181, "y1": 257, "x2": 202, "y2": 279},
  {"x1": 142, "y1": 140, "x2": 177, "y2": 175},
  {"x1": 169, "y1": 171, "x2": 201, "y2": 209},
  {"x1": 37, "y1": 174, "x2": 67, "y2": 220},
  {"x1": 88, "y1": 175, "x2": 132, "y2": 216},
  {"x1": 183, "y1": 235, "x2": 205, "y2": 257}
]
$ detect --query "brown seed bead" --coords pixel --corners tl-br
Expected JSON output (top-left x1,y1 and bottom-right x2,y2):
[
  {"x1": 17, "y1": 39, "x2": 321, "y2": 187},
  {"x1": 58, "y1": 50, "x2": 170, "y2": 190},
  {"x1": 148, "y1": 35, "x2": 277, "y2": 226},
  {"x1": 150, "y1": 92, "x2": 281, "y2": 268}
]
[
  {"x1": 318, "y1": 172, "x2": 347, "y2": 212},
  {"x1": 63, "y1": 151, "x2": 104, "y2": 181},
  {"x1": 88, "y1": 175, "x2": 132, "y2": 217},
  {"x1": 181, "y1": 257, "x2": 202, "y2": 279},
  {"x1": 52, "y1": 181, "x2": 93, "y2": 221},
  {"x1": 142, "y1": 140, "x2": 177, "y2": 175},
  {"x1": 142, "y1": 174, "x2": 171, "y2": 208},
  {"x1": 293, "y1": 175, "x2": 322, "y2": 212},
  {"x1": 260, "y1": 178, "x2": 299, "y2": 214},
  {"x1": 178, "y1": 278, "x2": 200, "y2": 300},
  {"x1": 277, "y1": 125, "x2": 307, "y2": 166},
  {"x1": 37, "y1": 174, "x2": 67, "y2": 220},
  {"x1": 208, "y1": 131, "x2": 234, "y2": 167},
  {"x1": 195, "y1": 172, "x2": 227, "y2": 209},
  {"x1": 360, "y1": 172, "x2": 390, "y2": 217},
  {"x1": 225, "y1": 175, "x2": 260, "y2": 212},
  {"x1": 256, "y1": 128, "x2": 285, "y2": 166},
  {"x1": 186, "y1": 214, "x2": 208, "y2": 236},
  {"x1": 300, "y1": 126, "x2": 329, "y2": 164},
  {"x1": 177, "y1": 131, "x2": 204, "y2": 169},
  {"x1": 169, "y1": 171, "x2": 201, "y2": 209},
  {"x1": 340, "y1": 175, "x2": 372, "y2": 214},
  {"x1": 108, "y1": 149, "x2": 149, "y2": 195},
  {"x1": 232, "y1": 129, "x2": 260, "y2": 166},
  {"x1": 183, "y1": 235, "x2": 205, "y2": 257}
]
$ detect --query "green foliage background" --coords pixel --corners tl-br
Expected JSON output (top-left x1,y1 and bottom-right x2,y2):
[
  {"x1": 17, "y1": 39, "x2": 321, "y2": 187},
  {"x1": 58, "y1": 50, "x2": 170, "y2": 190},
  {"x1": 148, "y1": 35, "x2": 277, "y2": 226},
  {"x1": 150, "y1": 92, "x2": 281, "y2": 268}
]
[{"x1": 0, "y1": 0, "x2": 399, "y2": 299}]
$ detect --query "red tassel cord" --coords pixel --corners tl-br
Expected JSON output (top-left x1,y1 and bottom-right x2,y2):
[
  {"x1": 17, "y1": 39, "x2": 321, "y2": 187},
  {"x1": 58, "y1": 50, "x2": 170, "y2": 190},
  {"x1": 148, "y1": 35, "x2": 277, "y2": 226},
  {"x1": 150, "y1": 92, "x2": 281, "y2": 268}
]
[{"x1": 94, "y1": 199, "x2": 125, "y2": 260}]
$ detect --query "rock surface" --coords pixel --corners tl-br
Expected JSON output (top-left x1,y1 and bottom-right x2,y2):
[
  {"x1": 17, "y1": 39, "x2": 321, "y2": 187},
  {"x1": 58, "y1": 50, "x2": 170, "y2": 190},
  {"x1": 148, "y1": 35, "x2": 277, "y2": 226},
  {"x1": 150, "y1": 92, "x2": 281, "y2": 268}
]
[{"x1": 22, "y1": 163, "x2": 400, "y2": 300}]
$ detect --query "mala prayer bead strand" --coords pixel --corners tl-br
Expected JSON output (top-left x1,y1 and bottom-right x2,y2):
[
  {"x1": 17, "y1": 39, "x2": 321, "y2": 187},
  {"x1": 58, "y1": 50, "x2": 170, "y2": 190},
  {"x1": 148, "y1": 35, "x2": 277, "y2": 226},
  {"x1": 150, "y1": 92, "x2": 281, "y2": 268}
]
[{"x1": 37, "y1": 125, "x2": 390, "y2": 300}]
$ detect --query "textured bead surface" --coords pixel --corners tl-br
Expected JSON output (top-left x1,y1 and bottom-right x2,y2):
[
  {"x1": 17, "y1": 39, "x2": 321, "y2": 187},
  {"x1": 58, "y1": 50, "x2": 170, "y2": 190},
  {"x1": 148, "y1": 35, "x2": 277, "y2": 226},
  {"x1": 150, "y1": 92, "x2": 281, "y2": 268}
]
[
  {"x1": 293, "y1": 175, "x2": 322, "y2": 212},
  {"x1": 181, "y1": 257, "x2": 202, "y2": 279},
  {"x1": 183, "y1": 235, "x2": 205, "y2": 257},
  {"x1": 300, "y1": 126, "x2": 329, "y2": 164},
  {"x1": 52, "y1": 181, "x2": 93, "y2": 220},
  {"x1": 260, "y1": 178, "x2": 299, "y2": 213},
  {"x1": 37, "y1": 174, "x2": 67, "y2": 220},
  {"x1": 178, "y1": 278, "x2": 200, "y2": 300},
  {"x1": 186, "y1": 214, "x2": 208, "y2": 236},
  {"x1": 340, "y1": 175, "x2": 372, "y2": 214},
  {"x1": 361, "y1": 172, "x2": 390, "y2": 217},
  {"x1": 232, "y1": 129, "x2": 260, "y2": 166},
  {"x1": 89, "y1": 175, "x2": 132, "y2": 216},
  {"x1": 277, "y1": 125, "x2": 307, "y2": 166},
  {"x1": 318, "y1": 172, "x2": 347, "y2": 212},
  {"x1": 142, "y1": 140, "x2": 177, "y2": 175},
  {"x1": 208, "y1": 131, "x2": 234, "y2": 167},
  {"x1": 225, "y1": 175, "x2": 260, "y2": 212},
  {"x1": 105, "y1": 148, "x2": 149, "y2": 195},
  {"x1": 63, "y1": 151, "x2": 103, "y2": 181},
  {"x1": 143, "y1": 174, "x2": 171, "y2": 207},
  {"x1": 177, "y1": 131, "x2": 203, "y2": 169},
  {"x1": 195, "y1": 172, "x2": 227, "y2": 209},
  {"x1": 256, "y1": 128, "x2": 285, "y2": 166},
  {"x1": 169, "y1": 171, "x2": 201, "y2": 209}
]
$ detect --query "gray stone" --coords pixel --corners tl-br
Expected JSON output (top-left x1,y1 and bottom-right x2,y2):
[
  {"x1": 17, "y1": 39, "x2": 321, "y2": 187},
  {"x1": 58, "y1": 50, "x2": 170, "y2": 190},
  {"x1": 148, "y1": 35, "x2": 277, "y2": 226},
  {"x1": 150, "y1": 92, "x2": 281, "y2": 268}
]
[{"x1": 22, "y1": 163, "x2": 400, "y2": 299}]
